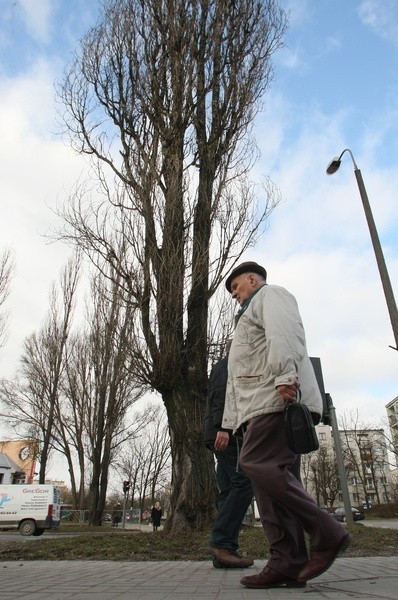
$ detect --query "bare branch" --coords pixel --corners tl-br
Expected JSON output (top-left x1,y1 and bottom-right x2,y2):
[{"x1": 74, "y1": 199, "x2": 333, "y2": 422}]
[{"x1": 0, "y1": 248, "x2": 15, "y2": 348}]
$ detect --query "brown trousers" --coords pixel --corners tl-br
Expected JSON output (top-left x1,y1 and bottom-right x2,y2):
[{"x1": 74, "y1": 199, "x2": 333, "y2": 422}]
[{"x1": 240, "y1": 412, "x2": 345, "y2": 578}]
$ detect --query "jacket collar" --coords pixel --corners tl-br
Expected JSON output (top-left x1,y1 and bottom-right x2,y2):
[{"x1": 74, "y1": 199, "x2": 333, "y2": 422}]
[{"x1": 236, "y1": 284, "x2": 266, "y2": 319}]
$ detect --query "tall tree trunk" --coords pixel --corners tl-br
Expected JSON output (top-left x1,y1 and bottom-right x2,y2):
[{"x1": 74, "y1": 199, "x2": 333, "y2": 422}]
[
  {"x1": 163, "y1": 387, "x2": 217, "y2": 533},
  {"x1": 57, "y1": 0, "x2": 287, "y2": 532}
]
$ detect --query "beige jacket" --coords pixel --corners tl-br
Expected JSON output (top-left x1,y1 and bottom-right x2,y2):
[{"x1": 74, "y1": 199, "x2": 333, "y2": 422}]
[{"x1": 222, "y1": 284, "x2": 322, "y2": 432}]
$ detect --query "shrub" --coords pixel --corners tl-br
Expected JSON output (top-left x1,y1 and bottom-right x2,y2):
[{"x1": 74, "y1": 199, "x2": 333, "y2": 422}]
[{"x1": 363, "y1": 502, "x2": 398, "y2": 519}]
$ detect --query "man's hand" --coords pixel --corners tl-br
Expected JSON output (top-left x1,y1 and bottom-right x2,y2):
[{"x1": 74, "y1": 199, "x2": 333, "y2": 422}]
[
  {"x1": 276, "y1": 379, "x2": 300, "y2": 404},
  {"x1": 214, "y1": 430, "x2": 229, "y2": 451}
]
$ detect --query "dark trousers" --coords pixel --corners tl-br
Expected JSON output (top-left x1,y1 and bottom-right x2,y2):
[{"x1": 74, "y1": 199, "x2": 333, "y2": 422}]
[
  {"x1": 240, "y1": 413, "x2": 345, "y2": 578},
  {"x1": 210, "y1": 442, "x2": 253, "y2": 551}
]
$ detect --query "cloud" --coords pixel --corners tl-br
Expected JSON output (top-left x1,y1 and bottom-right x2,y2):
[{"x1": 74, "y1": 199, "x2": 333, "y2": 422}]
[
  {"x1": 245, "y1": 90, "x2": 398, "y2": 426},
  {"x1": 283, "y1": 0, "x2": 313, "y2": 28},
  {"x1": 0, "y1": 58, "x2": 86, "y2": 377},
  {"x1": 279, "y1": 45, "x2": 303, "y2": 70},
  {"x1": 326, "y1": 35, "x2": 342, "y2": 51},
  {"x1": 0, "y1": 59, "x2": 59, "y2": 135},
  {"x1": 358, "y1": 0, "x2": 398, "y2": 45},
  {"x1": 19, "y1": 0, "x2": 54, "y2": 44}
]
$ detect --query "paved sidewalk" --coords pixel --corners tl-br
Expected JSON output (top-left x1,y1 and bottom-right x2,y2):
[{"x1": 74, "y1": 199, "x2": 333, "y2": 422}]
[{"x1": 1, "y1": 556, "x2": 398, "y2": 599}]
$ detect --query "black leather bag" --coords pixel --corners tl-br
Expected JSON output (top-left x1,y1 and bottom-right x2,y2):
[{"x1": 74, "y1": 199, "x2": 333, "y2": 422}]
[{"x1": 284, "y1": 396, "x2": 319, "y2": 454}]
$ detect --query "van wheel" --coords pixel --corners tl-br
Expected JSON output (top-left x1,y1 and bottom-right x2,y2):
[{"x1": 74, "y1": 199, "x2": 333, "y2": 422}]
[
  {"x1": 342, "y1": 516, "x2": 346, "y2": 523},
  {"x1": 32, "y1": 528, "x2": 45, "y2": 536},
  {"x1": 19, "y1": 519, "x2": 37, "y2": 536}
]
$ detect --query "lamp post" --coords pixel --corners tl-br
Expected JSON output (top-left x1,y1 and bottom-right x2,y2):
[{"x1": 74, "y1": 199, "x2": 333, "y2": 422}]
[
  {"x1": 326, "y1": 148, "x2": 398, "y2": 351},
  {"x1": 325, "y1": 394, "x2": 353, "y2": 525}
]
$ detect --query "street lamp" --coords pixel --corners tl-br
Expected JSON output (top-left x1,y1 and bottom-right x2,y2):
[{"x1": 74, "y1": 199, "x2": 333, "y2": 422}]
[
  {"x1": 326, "y1": 148, "x2": 398, "y2": 351},
  {"x1": 325, "y1": 394, "x2": 354, "y2": 525}
]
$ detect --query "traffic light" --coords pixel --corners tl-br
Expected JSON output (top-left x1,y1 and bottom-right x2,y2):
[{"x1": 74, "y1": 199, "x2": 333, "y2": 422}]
[{"x1": 123, "y1": 480, "x2": 130, "y2": 494}]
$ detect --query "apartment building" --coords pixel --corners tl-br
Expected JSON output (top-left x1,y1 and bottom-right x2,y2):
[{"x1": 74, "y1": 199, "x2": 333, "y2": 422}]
[
  {"x1": 302, "y1": 424, "x2": 392, "y2": 508},
  {"x1": 386, "y1": 396, "x2": 398, "y2": 466}
]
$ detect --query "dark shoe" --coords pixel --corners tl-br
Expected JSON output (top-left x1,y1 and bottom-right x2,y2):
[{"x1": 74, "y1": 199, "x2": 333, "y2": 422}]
[
  {"x1": 298, "y1": 533, "x2": 352, "y2": 582},
  {"x1": 240, "y1": 566, "x2": 306, "y2": 589},
  {"x1": 212, "y1": 551, "x2": 254, "y2": 569},
  {"x1": 209, "y1": 547, "x2": 253, "y2": 568},
  {"x1": 213, "y1": 557, "x2": 227, "y2": 569},
  {"x1": 231, "y1": 550, "x2": 253, "y2": 562}
]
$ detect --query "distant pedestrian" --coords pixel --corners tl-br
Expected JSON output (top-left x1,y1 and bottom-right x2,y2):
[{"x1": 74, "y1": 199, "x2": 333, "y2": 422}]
[
  {"x1": 142, "y1": 509, "x2": 150, "y2": 522},
  {"x1": 112, "y1": 503, "x2": 123, "y2": 527},
  {"x1": 151, "y1": 502, "x2": 163, "y2": 531}
]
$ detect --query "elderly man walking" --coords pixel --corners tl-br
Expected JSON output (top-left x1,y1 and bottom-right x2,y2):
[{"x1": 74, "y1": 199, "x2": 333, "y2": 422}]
[{"x1": 222, "y1": 261, "x2": 350, "y2": 589}]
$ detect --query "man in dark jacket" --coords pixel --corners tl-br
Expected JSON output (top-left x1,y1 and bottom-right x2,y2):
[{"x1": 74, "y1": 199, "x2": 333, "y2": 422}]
[{"x1": 204, "y1": 353, "x2": 254, "y2": 569}]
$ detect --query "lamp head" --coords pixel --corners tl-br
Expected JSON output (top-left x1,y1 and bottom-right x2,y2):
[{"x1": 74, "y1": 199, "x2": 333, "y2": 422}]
[{"x1": 326, "y1": 157, "x2": 341, "y2": 175}]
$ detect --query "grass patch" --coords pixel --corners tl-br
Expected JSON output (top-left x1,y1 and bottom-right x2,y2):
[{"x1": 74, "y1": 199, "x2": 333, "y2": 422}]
[{"x1": 0, "y1": 524, "x2": 397, "y2": 561}]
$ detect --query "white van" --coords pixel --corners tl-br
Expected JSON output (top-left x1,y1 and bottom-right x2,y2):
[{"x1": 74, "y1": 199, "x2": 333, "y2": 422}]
[{"x1": 0, "y1": 484, "x2": 61, "y2": 536}]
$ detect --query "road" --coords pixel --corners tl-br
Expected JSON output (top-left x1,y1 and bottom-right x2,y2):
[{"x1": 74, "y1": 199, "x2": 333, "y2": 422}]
[
  {"x1": 362, "y1": 519, "x2": 398, "y2": 529},
  {"x1": 1, "y1": 519, "x2": 397, "y2": 542},
  {"x1": 0, "y1": 521, "x2": 157, "y2": 541}
]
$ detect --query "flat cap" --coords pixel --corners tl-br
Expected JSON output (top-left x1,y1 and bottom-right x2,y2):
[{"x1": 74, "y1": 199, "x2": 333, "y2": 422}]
[{"x1": 225, "y1": 261, "x2": 267, "y2": 293}]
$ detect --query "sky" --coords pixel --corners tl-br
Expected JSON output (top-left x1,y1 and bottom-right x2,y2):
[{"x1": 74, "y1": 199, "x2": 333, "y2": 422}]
[{"x1": 0, "y1": 0, "x2": 397, "y2": 450}]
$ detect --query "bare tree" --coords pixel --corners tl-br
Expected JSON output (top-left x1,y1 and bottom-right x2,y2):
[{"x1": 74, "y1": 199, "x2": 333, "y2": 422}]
[
  {"x1": 44, "y1": 268, "x2": 145, "y2": 518},
  {"x1": 339, "y1": 413, "x2": 370, "y2": 506},
  {"x1": 146, "y1": 407, "x2": 171, "y2": 506},
  {"x1": 339, "y1": 410, "x2": 392, "y2": 506},
  {"x1": 118, "y1": 403, "x2": 171, "y2": 514},
  {"x1": 0, "y1": 256, "x2": 146, "y2": 520},
  {"x1": 308, "y1": 446, "x2": 340, "y2": 509},
  {"x1": 0, "y1": 248, "x2": 14, "y2": 349},
  {"x1": 300, "y1": 453, "x2": 313, "y2": 493},
  {"x1": 391, "y1": 477, "x2": 398, "y2": 503},
  {"x1": 81, "y1": 270, "x2": 145, "y2": 524},
  {"x1": 55, "y1": 332, "x2": 91, "y2": 509},
  {"x1": 378, "y1": 416, "x2": 398, "y2": 469},
  {"x1": 0, "y1": 257, "x2": 80, "y2": 482},
  {"x1": 56, "y1": 0, "x2": 286, "y2": 531}
]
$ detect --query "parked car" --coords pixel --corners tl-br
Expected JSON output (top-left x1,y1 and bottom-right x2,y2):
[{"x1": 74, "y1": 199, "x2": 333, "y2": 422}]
[{"x1": 333, "y1": 507, "x2": 365, "y2": 522}]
